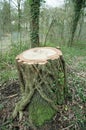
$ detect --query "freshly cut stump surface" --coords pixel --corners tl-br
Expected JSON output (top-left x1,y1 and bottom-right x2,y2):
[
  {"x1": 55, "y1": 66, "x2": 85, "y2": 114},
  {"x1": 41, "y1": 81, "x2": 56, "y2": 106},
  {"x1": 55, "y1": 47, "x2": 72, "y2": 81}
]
[
  {"x1": 13, "y1": 47, "x2": 67, "y2": 127},
  {"x1": 17, "y1": 47, "x2": 62, "y2": 64}
]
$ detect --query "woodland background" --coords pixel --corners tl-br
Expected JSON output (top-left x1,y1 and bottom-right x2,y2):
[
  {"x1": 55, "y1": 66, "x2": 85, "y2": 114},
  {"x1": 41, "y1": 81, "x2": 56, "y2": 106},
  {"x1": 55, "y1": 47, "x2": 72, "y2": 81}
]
[{"x1": 0, "y1": 0, "x2": 86, "y2": 130}]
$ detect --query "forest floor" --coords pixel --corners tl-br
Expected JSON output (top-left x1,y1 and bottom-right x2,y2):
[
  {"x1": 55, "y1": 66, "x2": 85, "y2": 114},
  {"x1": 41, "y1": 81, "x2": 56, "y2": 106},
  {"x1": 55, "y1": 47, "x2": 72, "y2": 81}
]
[{"x1": 0, "y1": 43, "x2": 86, "y2": 130}]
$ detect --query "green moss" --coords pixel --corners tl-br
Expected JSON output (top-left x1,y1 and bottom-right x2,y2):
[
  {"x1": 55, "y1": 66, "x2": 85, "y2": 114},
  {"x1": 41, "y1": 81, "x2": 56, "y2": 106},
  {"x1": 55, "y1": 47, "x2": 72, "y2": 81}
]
[
  {"x1": 58, "y1": 72, "x2": 64, "y2": 85},
  {"x1": 29, "y1": 104, "x2": 55, "y2": 126},
  {"x1": 28, "y1": 92, "x2": 56, "y2": 126}
]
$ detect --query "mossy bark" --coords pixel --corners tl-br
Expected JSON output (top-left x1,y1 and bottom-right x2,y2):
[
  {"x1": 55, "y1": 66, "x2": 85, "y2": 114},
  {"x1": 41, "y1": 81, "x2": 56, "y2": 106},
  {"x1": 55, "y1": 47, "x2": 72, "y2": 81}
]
[
  {"x1": 29, "y1": 0, "x2": 40, "y2": 47},
  {"x1": 13, "y1": 48, "x2": 67, "y2": 128}
]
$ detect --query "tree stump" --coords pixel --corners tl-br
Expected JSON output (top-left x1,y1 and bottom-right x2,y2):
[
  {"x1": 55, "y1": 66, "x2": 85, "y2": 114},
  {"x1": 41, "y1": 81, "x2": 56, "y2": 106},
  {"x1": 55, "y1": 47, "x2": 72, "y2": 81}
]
[{"x1": 13, "y1": 47, "x2": 67, "y2": 127}]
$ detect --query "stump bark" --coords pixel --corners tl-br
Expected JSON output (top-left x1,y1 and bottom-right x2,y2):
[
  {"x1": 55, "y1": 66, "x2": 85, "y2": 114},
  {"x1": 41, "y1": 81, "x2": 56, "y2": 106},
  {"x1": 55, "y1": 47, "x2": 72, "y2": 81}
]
[{"x1": 13, "y1": 47, "x2": 67, "y2": 127}]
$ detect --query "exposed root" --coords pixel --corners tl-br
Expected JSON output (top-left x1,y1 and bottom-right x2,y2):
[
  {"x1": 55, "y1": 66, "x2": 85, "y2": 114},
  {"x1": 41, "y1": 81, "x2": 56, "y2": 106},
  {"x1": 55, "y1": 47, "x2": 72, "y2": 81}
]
[
  {"x1": 12, "y1": 89, "x2": 34, "y2": 119},
  {"x1": 19, "y1": 111, "x2": 23, "y2": 121}
]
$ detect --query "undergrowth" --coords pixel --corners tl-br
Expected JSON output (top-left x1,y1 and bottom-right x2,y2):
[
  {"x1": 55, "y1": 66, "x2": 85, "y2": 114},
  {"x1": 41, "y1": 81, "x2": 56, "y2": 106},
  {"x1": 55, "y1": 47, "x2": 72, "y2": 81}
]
[
  {"x1": 0, "y1": 41, "x2": 86, "y2": 129},
  {"x1": 0, "y1": 42, "x2": 29, "y2": 84}
]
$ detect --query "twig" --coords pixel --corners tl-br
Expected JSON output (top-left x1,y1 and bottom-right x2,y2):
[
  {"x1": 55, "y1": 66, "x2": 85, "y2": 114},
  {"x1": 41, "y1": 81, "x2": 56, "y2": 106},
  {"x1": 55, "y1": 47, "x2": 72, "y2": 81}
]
[
  {"x1": 62, "y1": 124, "x2": 73, "y2": 130},
  {"x1": 5, "y1": 94, "x2": 18, "y2": 99}
]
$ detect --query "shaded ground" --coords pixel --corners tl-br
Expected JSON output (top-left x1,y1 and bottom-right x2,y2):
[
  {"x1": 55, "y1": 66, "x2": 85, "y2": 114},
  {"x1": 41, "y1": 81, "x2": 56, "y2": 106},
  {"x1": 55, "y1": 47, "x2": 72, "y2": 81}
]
[
  {"x1": 0, "y1": 64, "x2": 86, "y2": 130},
  {"x1": 0, "y1": 44, "x2": 86, "y2": 130}
]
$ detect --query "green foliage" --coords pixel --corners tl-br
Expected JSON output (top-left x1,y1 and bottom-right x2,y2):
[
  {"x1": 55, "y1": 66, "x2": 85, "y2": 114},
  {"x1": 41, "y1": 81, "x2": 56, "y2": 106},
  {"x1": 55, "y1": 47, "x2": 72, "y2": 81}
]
[
  {"x1": 0, "y1": 42, "x2": 29, "y2": 84},
  {"x1": 0, "y1": 104, "x2": 4, "y2": 111},
  {"x1": 62, "y1": 45, "x2": 86, "y2": 129},
  {"x1": 61, "y1": 43, "x2": 86, "y2": 65},
  {"x1": 58, "y1": 72, "x2": 64, "y2": 85}
]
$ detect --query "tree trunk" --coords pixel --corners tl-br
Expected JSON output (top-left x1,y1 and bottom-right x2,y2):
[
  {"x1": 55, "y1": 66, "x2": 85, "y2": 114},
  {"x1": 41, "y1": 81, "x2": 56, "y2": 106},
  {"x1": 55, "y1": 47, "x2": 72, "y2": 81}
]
[
  {"x1": 29, "y1": 0, "x2": 40, "y2": 48},
  {"x1": 13, "y1": 47, "x2": 68, "y2": 128},
  {"x1": 68, "y1": 0, "x2": 85, "y2": 46},
  {"x1": 17, "y1": 0, "x2": 21, "y2": 33},
  {"x1": 17, "y1": 0, "x2": 21, "y2": 44}
]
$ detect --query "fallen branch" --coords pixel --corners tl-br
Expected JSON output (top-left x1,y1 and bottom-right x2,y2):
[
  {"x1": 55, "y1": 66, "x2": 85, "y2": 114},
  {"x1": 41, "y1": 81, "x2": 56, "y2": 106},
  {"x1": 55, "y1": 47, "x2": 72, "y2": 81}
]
[{"x1": 62, "y1": 124, "x2": 73, "y2": 130}]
